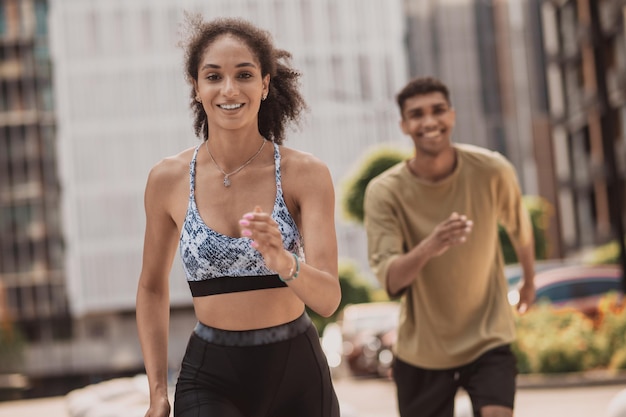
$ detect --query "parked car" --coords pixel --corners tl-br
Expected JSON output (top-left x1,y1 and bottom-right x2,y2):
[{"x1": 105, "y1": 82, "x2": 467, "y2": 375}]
[
  {"x1": 322, "y1": 302, "x2": 400, "y2": 378},
  {"x1": 507, "y1": 264, "x2": 624, "y2": 317},
  {"x1": 505, "y1": 258, "x2": 582, "y2": 290}
]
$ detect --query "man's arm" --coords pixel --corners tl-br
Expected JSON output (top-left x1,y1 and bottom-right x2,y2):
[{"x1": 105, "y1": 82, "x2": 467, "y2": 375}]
[
  {"x1": 514, "y1": 237, "x2": 536, "y2": 314},
  {"x1": 495, "y1": 156, "x2": 536, "y2": 314},
  {"x1": 385, "y1": 212, "x2": 473, "y2": 296}
]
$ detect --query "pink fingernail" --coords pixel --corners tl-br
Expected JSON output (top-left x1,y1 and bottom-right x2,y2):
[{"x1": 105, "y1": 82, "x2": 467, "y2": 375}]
[
  {"x1": 250, "y1": 241, "x2": 258, "y2": 248},
  {"x1": 239, "y1": 219, "x2": 250, "y2": 226},
  {"x1": 243, "y1": 213, "x2": 254, "y2": 220},
  {"x1": 241, "y1": 229, "x2": 251, "y2": 237}
]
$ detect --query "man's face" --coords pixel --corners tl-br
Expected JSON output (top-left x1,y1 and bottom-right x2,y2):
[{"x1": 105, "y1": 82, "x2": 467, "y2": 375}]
[{"x1": 400, "y1": 92, "x2": 456, "y2": 157}]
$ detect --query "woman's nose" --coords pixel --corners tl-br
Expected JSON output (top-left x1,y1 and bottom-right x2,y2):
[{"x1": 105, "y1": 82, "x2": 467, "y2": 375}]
[{"x1": 222, "y1": 77, "x2": 239, "y2": 96}]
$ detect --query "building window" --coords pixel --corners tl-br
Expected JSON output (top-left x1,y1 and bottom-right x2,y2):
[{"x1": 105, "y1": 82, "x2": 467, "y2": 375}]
[
  {"x1": 0, "y1": 2, "x2": 6, "y2": 36},
  {"x1": 34, "y1": 0, "x2": 47, "y2": 37}
]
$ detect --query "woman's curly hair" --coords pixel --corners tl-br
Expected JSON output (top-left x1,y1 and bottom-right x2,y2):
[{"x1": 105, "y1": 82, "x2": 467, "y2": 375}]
[{"x1": 181, "y1": 14, "x2": 307, "y2": 145}]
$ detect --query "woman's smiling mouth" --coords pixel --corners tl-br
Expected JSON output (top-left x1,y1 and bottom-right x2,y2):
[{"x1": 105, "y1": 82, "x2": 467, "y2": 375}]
[{"x1": 219, "y1": 103, "x2": 243, "y2": 110}]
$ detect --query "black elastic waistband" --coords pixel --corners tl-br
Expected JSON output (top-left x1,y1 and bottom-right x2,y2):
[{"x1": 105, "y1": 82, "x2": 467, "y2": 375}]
[
  {"x1": 189, "y1": 274, "x2": 287, "y2": 297},
  {"x1": 193, "y1": 312, "x2": 312, "y2": 346}
]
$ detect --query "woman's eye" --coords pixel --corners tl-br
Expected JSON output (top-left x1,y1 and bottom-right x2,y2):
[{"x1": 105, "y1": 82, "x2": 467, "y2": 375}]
[
  {"x1": 206, "y1": 74, "x2": 220, "y2": 81},
  {"x1": 238, "y1": 72, "x2": 253, "y2": 79}
]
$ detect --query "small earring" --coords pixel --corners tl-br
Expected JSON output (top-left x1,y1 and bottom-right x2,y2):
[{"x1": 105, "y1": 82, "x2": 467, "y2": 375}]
[
  {"x1": 195, "y1": 95, "x2": 201, "y2": 103},
  {"x1": 262, "y1": 93, "x2": 267, "y2": 101}
]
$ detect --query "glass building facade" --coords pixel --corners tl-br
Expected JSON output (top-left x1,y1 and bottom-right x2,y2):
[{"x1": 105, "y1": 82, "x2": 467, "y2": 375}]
[{"x1": 0, "y1": 0, "x2": 71, "y2": 365}]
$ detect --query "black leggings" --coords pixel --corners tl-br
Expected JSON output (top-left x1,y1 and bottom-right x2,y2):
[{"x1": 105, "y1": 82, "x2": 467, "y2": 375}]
[{"x1": 174, "y1": 315, "x2": 340, "y2": 417}]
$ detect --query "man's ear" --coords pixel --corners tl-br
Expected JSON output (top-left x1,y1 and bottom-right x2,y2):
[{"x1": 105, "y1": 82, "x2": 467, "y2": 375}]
[{"x1": 399, "y1": 118, "x2": 409, "y2": 135}]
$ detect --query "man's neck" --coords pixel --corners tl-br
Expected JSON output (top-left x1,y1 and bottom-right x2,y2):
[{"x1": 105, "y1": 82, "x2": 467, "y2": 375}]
[{"x1": 408, "y1": 147, "x2": 457, "y2": 183}]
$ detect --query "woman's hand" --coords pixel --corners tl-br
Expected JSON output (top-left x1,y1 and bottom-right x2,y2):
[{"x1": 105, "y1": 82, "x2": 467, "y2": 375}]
[
  {"x1": 144, "y1": 396, "x2": 170, "y2": 417},
  {"x1": 239, "y1": 206, "x2": 293, "y2": 277}
]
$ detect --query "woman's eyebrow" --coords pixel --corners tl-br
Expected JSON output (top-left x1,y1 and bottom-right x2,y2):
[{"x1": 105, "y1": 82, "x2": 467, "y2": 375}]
[{"x1": 200, "y1": 62, "x2": 257, "y2": 71}]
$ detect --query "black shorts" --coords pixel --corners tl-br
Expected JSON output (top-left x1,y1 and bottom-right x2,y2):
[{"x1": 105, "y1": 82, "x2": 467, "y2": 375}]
[
  {"x1": 174, "y1": 313, "x2": 340, "y2": 417},
  {"x1": 393, "y1": 344, "x2": 517, "y2": 417}
]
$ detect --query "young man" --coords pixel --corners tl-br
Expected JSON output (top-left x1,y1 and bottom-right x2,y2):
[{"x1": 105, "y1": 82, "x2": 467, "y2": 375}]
[{"x1": 364, "y1": 76, "x2": 536, "y2": 417}]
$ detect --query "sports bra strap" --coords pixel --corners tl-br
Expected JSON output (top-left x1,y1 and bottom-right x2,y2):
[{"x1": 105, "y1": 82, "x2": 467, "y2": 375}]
[{"x1": 189, "y1": 144, "x2": 201, "y2": 196}]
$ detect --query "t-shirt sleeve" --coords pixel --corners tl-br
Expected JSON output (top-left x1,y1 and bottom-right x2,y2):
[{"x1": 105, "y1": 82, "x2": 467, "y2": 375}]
[
  {"x1": 496, "y1": 158, "x2": 533, "y2": 248},
  {"x1": 364, "y1": 180, "x2": 404, "y2": 296}
]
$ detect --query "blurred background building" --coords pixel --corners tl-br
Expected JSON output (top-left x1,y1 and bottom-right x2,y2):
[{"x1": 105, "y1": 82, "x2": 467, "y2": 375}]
[
  {"x1": 0, "y1": 0, "x2": 624, "y2": 398},
  {"x1": 536, "y1": 0, "x2": 626, "y2": 259},
  {"x1": 0, "y1": 0, "x2": 74, "y2": 395}
]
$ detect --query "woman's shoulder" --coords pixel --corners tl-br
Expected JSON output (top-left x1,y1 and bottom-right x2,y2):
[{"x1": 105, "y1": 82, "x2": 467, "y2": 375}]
[
  {"x1": 147, "y1": 145, "x2": 197, "y2": 187},
  {"x1": 279, "y1": 145, "x2": 328, "y2": 172},
  {"x1": 279, "y1": 145, "x2": 333, "y2": 193}
]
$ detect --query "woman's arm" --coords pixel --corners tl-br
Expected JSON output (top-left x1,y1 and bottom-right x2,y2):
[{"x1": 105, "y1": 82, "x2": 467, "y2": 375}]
[
  {"x1": 136, "y1": 162, "x2": 181, "y2": 417},
  {"x1": 239, "y1": 151, "x2": 340, "y2": 317}
]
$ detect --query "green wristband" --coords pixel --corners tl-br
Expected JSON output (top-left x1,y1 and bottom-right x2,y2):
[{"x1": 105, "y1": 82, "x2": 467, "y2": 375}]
[{"x1": 279, "y1": 253, "x2": 300, "y2": 282}]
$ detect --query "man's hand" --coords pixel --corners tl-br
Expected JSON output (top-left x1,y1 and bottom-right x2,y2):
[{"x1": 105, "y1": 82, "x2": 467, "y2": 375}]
[
  {"x1": 516, "y1": 281, "x2": 536, "y2": 314},
  {"x1": 424, "y1": 212, "x2": 473, "y2": 257}
]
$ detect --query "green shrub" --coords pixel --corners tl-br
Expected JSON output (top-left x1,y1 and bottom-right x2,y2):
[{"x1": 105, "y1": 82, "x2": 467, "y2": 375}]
[
  {"x1": 341, "y1": 146, "x2": 410, "y2": 223},
  {"x1": 499, "y1": 195, "x2": 553, "y2": 264},
  {"x1": 609, "y1": 347, "x2": 626, "y2": 371},
  {"x1": 595, "y1": 293, "x2": 626, "y2": 367},
  {"x1": 584, "y1": 237, "x2": 625, "y2": 265},
  {"x1": 510, "y1": 340, "x2": 532, "y2": 374},
  {"x1": 513, "y1": 303, "x2": 601, "y2": 373},
  {"x1": 0, "y1": 324, "x2": 26, "y2": 373},
  {"x1": 512, "y1": 293, "x2": 626, "y2": 374},
  {"x1": 307, "y1": 260, "x2": 374, "y2": 332}
]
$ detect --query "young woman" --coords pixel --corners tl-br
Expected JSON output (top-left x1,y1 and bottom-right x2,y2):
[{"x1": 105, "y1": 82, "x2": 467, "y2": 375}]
[{"x1": 136, "y1": 15, "x2": 341, "y2": 417}]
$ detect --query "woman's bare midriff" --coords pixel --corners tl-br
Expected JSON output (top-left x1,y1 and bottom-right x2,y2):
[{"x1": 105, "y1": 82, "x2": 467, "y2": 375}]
[{"x1": 192, "y1": 287, "x2": 305, "y2": 330}]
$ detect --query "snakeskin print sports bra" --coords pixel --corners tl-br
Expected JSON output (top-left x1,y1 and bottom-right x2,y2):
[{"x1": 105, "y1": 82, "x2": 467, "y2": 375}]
[{"x1": 179, "y1": 141, "x2": 303, "y2": 297}]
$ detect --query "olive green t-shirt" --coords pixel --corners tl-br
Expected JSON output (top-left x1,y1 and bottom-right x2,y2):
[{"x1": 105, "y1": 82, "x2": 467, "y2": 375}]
[{"x1": 364, "y1": 143, "x2": 533, "y2": 369}]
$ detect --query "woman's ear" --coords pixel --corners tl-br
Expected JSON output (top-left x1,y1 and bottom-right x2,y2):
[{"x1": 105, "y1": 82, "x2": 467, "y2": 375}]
[
  {"x1": 262, "y1": 74, "x2": 270, "y2": 98},
  {"x1": 192, "y1": 80, "x2": 200, "y2": 102}
]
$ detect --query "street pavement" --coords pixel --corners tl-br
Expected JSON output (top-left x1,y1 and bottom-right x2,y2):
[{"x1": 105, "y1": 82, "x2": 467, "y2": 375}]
[{"x1": 1, "y1": 375, "x2": 626, "y2": 417}]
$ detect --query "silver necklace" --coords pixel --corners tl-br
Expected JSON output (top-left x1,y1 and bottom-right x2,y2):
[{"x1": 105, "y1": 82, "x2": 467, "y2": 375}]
[{"x1": 205, "y1": 138, "x2": 266, "y2": 187}]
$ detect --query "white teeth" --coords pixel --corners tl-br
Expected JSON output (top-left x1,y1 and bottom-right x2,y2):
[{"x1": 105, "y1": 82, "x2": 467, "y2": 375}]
[
  {"x1": 423, "y1": 131, "x2": 440, "y2": 138},
  {"x1": 219, "y1": 103, "x2": 243, "y2": 110}
]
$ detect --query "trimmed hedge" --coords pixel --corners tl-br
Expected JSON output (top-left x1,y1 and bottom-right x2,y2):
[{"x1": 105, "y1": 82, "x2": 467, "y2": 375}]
[{"x1": 513, "y1": 293, "x2": 626, "y2": 374}]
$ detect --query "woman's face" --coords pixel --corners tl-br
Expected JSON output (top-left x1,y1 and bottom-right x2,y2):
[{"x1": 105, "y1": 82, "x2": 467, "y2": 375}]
[{"x1": 194, "y1": 34, "x2": 270, "y2": 133}]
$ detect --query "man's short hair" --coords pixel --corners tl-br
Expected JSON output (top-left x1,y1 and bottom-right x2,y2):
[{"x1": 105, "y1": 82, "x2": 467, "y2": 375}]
[{"x1": 396, "y1": 76, "x2": 451, "y2": 114}]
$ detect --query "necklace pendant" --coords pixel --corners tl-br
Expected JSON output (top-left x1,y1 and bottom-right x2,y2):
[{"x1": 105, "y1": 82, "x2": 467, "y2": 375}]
[{"x1": 223, "y1": 176, "x2": 231, "y2": 187}]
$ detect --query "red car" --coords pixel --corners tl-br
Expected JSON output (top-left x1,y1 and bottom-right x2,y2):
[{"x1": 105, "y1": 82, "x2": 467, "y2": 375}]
[{"x1": 508, "y1": 264, "x2": 624, "y2": 316}]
